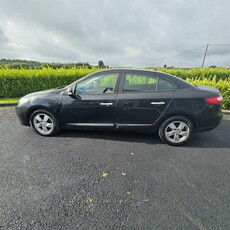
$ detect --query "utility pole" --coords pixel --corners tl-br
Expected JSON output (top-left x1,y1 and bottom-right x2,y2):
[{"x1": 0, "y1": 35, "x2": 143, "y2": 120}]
[
  {"x1": 201, "y1": 43, "x2": 209, "y2": 67},
  {"x1": 157, "y1": 57, "x2": 164, "y2": 68}
]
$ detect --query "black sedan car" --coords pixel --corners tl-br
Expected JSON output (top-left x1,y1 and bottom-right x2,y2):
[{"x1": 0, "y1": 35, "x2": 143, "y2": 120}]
[{"x1": 16, "y1": 69, "x2": 223, "y2": 145}]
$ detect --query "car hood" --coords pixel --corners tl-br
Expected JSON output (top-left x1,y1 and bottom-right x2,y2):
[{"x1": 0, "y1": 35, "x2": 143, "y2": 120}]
[{"x1": 25, "y1": 88, "x2": 63, "y2": 98}]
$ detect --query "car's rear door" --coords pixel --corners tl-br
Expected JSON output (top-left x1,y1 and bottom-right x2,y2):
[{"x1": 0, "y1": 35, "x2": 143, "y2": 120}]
[{"x1": 115, "y1": 71, "x2": 175, "y2": 129}]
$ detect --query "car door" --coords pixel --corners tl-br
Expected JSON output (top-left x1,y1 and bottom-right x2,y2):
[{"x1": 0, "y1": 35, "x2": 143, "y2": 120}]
[
  {"x1": 115, "y1": 71, "x2": 175, "y2": 128},
  {"x1": 61, "y1": 71, "x2": 120, "y2": 127}
]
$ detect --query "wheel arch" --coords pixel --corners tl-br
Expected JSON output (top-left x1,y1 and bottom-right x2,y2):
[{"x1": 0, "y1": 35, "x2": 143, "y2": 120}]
[
  {"x1": 26, "y1": 106, "x2": 58, "y2": 125},
  {"x1": 156, "y1": 112, "x2": 197, "y2": 132}
]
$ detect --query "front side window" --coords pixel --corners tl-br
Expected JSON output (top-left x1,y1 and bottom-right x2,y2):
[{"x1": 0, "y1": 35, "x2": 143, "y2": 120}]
[
  {"x1": 75, "y1": 73, "x2": 118, "y2": 94},
  {"x1": 123, "y1": 74, "x2": 157, "y2": 92}
]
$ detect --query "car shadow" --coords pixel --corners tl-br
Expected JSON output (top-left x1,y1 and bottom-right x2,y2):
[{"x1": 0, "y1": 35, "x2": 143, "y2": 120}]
[
  {"x1": 56, "y1": 117, "x2": 230, "y2": 148},
  {"x1": 57, "y1": 129, "x2": 162, "y2": 145}
]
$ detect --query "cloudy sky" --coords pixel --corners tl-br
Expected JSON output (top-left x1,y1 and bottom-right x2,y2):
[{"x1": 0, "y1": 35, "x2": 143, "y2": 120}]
[{"x1": 0, "y1": 0, "x2": 230, "y2": 67}]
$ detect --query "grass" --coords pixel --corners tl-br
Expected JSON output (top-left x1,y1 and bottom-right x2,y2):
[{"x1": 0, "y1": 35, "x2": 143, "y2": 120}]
[{"x1": 0, "y1": 98, "x2": 19, "y2": 105}]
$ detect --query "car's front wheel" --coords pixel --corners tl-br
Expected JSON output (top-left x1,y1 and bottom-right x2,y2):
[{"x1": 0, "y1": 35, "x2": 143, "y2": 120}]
[
  {"x1": 158, "y1": 116, "x2": 194, "y2": 146},
  {"x1": 30, "y1": 110, "x2": 60, "y2": 136}
]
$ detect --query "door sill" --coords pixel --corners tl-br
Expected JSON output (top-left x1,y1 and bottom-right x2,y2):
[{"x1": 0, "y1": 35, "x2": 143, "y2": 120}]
[
  {"x1": 63, "y1": 123, "x2": 114, "y2": 127},
  {"x1": 116, "y1": 124, "x2": 152, "y2": 127},
  {"x1": 63, "y1": 123, "x2": 153, "y2": 129}
]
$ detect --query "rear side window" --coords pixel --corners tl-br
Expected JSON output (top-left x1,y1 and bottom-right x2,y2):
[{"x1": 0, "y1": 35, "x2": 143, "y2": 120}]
[
  {"x1": 158, "y1": 78, "x2": 174, "y2": 91},
  {"x1": 123, "y1": 74, "x2": 157, "y2": 92},
  {"x1": 123, "y1": 73, "x2": 174, "y2": 92}
]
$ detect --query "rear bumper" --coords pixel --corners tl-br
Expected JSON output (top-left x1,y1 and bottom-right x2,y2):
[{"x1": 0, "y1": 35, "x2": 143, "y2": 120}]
[
  {"x1": 195, "y1": 106, "x2": 223, "y2": 132},
  {"x1": 195, "y1": 121, "x2": 222, "y2": 132}
]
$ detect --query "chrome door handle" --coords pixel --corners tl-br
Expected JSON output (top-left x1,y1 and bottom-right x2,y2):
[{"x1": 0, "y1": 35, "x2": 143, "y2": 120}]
[
  {"x1": 100, "y1": 102, "x2": 113, "y2": 106},
  {"x1": 151, "y1": 102, "x2": 165, "y2": 105}
]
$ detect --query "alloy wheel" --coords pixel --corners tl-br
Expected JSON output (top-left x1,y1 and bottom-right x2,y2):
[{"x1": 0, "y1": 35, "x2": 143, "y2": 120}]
[
  {"x1": 33, "y1": 113, "x2": 54, "y2": 135},
  {"x1": 164, "y1": 121, "x2": 190, "y2": 144}
]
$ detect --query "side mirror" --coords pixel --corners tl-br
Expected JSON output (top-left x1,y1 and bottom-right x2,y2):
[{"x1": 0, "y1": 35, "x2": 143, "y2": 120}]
[
  {"x1": 67, "y1": 85, "x2": 75, "y2": 95},
  {"x1": 67, "y1": 85, "x2": 81, "y2": 100},
  {"x1": 67, "y1": 89, "x2": 73, "y2": 95}
]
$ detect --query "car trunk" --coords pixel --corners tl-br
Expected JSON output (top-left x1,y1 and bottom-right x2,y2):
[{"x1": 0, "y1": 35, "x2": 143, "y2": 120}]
[{"x1": 196, "y1": 85, "x2": 221, "y2": 95}]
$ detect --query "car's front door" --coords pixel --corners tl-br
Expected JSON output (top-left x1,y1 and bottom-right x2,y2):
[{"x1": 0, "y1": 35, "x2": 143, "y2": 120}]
[
  {"x1": 115, "y1": 71, "x2": 175, "y2": 129},
  {"x1": 61, "y1": 71, "x2": 120, "y2": 128}
]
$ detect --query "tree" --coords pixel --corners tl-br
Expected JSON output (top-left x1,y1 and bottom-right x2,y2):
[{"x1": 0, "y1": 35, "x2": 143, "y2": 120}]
[
  {"x1": 209, "y1": 65, "x2": 217, "y2": 68},
  {"x1": 98, "y1": 60, "x2": 105, "y2": 68}
]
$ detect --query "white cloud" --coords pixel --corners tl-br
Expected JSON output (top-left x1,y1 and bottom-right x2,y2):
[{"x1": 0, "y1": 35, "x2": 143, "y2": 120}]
[{"x1": 0, "y1": 0, "x2": 230, "y2": 67}]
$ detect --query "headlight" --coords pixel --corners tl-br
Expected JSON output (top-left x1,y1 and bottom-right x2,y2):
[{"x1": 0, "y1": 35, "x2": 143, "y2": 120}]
[{"x1": 18, "y1": 97, "x2": 29, "y2": 106}]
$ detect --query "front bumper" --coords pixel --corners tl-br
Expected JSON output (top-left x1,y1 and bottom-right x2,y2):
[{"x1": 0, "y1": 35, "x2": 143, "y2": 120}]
[{"x1": 15, "y1": 105, "x2": 30, "y2": 126}]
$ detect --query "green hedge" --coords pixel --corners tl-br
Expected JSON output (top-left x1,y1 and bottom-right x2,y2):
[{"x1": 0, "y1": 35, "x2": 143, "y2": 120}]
[
  {"x1": 0, "y1": 67, "x2": 229, "y2": 109},
  {"x1": 157, "y1": 67, "x2": 230, "y2": 81},
  {"x1": 0, "y1": 67, "x2": 96, "y2": 98}
]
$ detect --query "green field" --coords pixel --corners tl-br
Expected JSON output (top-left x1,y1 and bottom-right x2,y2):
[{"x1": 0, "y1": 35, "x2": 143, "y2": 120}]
[{"x1": 0, "y1": 67, "x2": 229, "y2": 109}]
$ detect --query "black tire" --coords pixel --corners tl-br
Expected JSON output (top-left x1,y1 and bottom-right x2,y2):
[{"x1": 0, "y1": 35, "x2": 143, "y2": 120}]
[
  {"x1": 29, "y1": 110, "x2": 60, "y2": 136},
  {"x1": 158, "y1": 116, "x2": 194, "y2": 146}
]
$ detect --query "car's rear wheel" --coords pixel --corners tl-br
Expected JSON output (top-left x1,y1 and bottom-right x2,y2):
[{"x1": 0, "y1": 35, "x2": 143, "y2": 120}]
[
  {"x1": 158, "y1": 116, "x2": 194, "y2": 146},
  {"x1": 30, "y1": 110, "x2": 59, "y2": 136}
]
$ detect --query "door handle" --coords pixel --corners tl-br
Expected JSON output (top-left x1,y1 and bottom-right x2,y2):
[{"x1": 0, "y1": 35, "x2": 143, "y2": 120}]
[
  {"x1": 100, "y1": 102, "x2": 113, "y2": 106},
  {"x1": 151, "y1": 102, "x2": 165, "y2": 105}
]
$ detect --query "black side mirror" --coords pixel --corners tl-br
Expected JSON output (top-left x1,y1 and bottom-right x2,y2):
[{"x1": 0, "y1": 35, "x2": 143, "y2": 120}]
[
  {"x1": 67, "y1": 85, "x2": 81, "y2": 100},
  {"x1": 67, "y1": 88, "x2": 74, "y2": 95},
  {"x1": 67, "y1": 85, "x2": 76, "y2": 95}
]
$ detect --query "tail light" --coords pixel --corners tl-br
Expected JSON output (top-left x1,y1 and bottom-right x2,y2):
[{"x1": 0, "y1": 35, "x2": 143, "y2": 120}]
[{"x1": 205, "y1": 96, "x2": 223, "y2": 105}]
